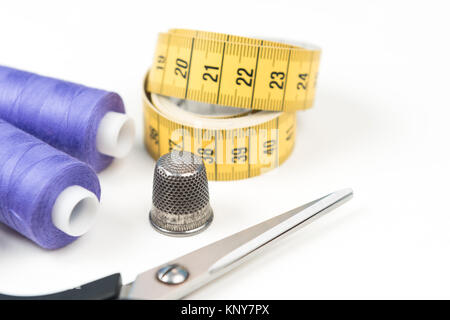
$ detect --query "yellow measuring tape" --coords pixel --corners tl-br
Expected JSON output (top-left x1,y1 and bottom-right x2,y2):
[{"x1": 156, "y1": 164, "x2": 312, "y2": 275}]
[{"x1": 143, "y1": 29, "x2": 321, "y2": 181}]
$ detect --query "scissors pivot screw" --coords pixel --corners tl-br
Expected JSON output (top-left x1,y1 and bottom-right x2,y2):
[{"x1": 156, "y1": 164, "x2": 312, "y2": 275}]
[{"x1": 156, "y1": 264, "x2": 189, "y2": 285}]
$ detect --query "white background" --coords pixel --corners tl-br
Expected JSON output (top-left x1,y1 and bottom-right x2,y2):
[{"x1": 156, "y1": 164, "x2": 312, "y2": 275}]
[{"x1": 0, "y1": 0, "x2": 449, "y2": 299}]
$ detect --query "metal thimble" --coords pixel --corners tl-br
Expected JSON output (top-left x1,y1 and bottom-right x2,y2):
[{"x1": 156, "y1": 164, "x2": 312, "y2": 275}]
[{"x1": 149, "y1": 151, "x2": 213, "y2": 236}]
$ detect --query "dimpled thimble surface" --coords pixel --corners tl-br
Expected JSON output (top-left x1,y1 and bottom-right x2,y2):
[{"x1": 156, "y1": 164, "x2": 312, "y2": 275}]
[{"x1": 149, "y1": 151, "x2": 213, "y2": 236}]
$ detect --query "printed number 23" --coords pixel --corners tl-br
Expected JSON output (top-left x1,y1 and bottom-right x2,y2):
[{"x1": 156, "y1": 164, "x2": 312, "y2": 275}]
[
  {"x1": 269, "y1": 71, "x2": 285, "y2": 89},
  {"x1": 175, "y1": 58, "x2": 188, "y2": 79}
]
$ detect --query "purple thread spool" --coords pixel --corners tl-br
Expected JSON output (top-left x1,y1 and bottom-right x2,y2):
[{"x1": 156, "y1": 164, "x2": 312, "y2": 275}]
[
  {"x1": 0, "y1": 65, "x2": 135, "y2": 172},
  {"x1": 0, "y1": 119, "x2": 101, "y2": 249}
]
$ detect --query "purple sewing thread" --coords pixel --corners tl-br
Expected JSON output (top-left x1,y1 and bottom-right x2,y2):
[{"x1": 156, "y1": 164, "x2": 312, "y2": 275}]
[
  {"x1": 0, "y1": 65, "x2": 131, "y2": 172},
  {"x1": 0, "y1": 119, "x2": 101, "y2": 249}
]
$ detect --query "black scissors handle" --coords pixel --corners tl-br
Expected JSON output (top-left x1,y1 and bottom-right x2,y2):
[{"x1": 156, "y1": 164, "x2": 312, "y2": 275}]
[{"x1": 0, "y1": 274, "x2": 122, "y2": 300}]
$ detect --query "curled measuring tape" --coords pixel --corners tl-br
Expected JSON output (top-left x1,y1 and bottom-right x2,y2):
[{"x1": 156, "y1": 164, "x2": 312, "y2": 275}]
[{"x1": 143, "y1": 29, "x2": 321, "y2": 181}]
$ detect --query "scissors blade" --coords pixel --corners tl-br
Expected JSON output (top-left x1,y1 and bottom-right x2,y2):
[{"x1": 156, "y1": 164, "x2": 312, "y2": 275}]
[{"x1": 120, "y1": 188, "x2": 353, "y2": 300}]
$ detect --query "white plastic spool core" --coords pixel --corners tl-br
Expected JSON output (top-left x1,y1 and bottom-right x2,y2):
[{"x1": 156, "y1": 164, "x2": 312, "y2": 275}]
[
  {"x1": 52, "y1": 185, "x2": 100, "y2": 237},
  {"x1": 96, "y1": 112, "x2": 135, "y2": 158}
]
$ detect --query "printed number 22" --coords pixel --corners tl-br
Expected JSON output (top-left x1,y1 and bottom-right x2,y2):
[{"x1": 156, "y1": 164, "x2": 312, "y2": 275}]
[{"x1": 236, "y1": 68, "x2": 254, "y2": 87}]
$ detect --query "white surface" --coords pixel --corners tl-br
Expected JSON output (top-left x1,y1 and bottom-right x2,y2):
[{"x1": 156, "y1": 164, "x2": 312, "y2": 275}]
[
  {"x1": 96, "y1": 112, "x2": 135, "y2": 158},
  {"x1": 52, "y1": 186, "x2": 100, "y2": 237},
  {"x1": 0, "y1": 0, "x2": 449, "y2": 299}
]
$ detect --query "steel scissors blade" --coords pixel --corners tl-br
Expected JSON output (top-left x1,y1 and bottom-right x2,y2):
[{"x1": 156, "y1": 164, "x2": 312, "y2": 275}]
[
  {"x1": 120, "y1": 188, "x2": 353, "y2": 300},
  {"x1": 0, "y1": 188, "x2": 353, "y2": 300}
]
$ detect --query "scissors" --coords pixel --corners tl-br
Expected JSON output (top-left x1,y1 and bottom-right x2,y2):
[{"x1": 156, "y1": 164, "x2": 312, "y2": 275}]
[{"x1": 0, "y1": 188, "x2": 353, "y2": 300}]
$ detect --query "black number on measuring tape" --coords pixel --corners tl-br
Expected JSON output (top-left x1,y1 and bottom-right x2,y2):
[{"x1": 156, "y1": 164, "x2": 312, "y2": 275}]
[
  {"x1": 236, "y1": 68, "x2": 254, "y2": 87},
  {"x1": 263, "y1": 140, "x2": 276, "y2": 155},
  {"x1": 297, "y1": 73, "x2": 308, "y2": 90},
  {"x1": 198, "y1": 148, "x2": 214, "y2": 164},
  {"x1": 156, "y1": 55, "x2": 166, "y2": 70},
  {"x1": 269, "y1": 71, "x2": 285, "y2": 89},
  {"x1": 149, "y1": 126, "x2": 159, "y2": 145},
  {"x1": 231, "y1": 147, "x2": 248, "y2": 163},
  {"x1": 169, "y1": 139, "x2": 183, "y2": 151},
  {"x1": 286, "y1": 125, "x2": 294, "y2": 141},
  {"x1": 174, "y1": 58, "x2": 188, "y2": 79},
  {"x1": 202, "y1": 65, "x2": 219, "y2": 82}
]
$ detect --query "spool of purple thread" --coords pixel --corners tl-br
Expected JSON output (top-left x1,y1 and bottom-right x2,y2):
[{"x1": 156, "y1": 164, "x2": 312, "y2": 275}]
[
  {"x1": 0, "y1": 65, "x2": 135, "y2": 172},
  {"x1": 0, "y1": 119, "x2": 101, "y2": 249}
]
